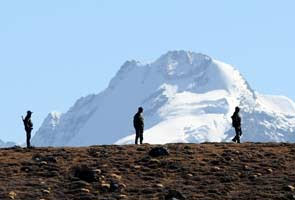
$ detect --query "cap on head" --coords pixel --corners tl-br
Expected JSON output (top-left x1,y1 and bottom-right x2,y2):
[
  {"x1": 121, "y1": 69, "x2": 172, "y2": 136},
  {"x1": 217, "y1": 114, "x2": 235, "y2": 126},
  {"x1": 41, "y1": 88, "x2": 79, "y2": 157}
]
[
  {"x1": 27, "y1": 110, "x2": 33, "y2": 114},
  {"x1": 138, "y1": 107, "x2": 143, "y2": 113},
  {"x1": 235, "y1": 107, "x2": 240, "y2": 112}
]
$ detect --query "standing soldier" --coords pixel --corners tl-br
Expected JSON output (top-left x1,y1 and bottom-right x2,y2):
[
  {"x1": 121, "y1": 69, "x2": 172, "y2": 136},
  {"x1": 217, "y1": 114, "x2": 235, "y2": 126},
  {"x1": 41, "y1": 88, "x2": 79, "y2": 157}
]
[
  {"x1": 22, "y1": 110, "x2": 33, "y2": 148},
  {"x1": 231, "y1": 107, "x2": 242, "y2": 143},
  {"x1": 133, "y1": 107, "x2": 144, "y2": 145}
]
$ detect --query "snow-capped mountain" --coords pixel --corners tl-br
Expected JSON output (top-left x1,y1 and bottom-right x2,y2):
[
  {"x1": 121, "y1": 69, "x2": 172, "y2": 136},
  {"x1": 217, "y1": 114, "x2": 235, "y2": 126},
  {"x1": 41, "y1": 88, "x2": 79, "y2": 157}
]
[{"x1": 32, "y1": 51, "x2": 295, "y2": 146}]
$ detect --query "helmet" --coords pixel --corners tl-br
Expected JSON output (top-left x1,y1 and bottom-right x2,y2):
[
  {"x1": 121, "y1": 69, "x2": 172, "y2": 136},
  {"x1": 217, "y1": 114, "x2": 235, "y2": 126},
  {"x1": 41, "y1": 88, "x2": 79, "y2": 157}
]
[{"x1": 138, "y1": 107, "x2": 143, "y2": 112}]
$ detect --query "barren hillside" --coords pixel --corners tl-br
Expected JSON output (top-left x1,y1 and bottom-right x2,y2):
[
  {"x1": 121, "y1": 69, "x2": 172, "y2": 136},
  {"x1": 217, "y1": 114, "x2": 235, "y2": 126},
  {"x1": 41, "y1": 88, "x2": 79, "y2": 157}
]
[{"x1": 1, "y1": 143, "x2": 295, "y2": 200}]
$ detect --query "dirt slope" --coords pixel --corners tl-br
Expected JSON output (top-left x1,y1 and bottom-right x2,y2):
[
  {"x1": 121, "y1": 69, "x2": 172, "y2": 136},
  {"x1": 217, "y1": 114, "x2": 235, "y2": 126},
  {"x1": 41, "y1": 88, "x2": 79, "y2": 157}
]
[{"x1": 0, "y1": 143, "x2": 295, "y2": 200}]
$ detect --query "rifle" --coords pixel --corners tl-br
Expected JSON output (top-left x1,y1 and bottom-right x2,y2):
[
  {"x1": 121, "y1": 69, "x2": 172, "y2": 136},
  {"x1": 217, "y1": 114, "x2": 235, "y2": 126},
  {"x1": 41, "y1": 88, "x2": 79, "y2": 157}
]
[{"x1": 21, "y1": 116, "x2": 26, "y2": 128}]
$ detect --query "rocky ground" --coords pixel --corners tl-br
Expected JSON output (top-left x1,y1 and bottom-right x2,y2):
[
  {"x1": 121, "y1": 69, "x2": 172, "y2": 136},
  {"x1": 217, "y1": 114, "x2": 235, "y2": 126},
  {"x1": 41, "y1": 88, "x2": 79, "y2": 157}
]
[{"x1": 0, "y1": 143, "x2": 295, "y2": 200}]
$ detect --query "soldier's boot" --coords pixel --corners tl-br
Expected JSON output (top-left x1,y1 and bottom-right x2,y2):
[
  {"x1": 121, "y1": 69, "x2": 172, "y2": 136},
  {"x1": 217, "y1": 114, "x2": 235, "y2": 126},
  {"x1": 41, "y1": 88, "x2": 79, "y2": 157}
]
[
  {"x1": 140, "y1": 137, "x2": 143, "y2": 145},
  {"x1": 236, "y1": 136, "x2": 240, "y2": 143},
  {"x1": 232, "y1": 136, "x2": 237, "y2": 142},
  {"x1": 135, "y1": 135, "x2": 139, "y2": 145},
  {"x1": 26, "y1": 135, "x2": 31, "y2": 148}
]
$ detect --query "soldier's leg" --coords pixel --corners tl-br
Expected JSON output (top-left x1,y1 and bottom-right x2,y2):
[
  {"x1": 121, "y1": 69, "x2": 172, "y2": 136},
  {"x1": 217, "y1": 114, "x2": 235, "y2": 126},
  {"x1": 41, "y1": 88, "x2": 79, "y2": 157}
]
[
  {"x1": 239, "y1": 127, "x2": 242, "y2": 136},
  {"x1": 140, "y1": 128, "x2": 143, "y2": 144},
  {"x1": 238, "y1": 127, "x2": 242, "y2": 143},
  {"x1": 232, "y1": 127, "x2": 239, "y2": 143},
  {"x1": 26, "y1": 130, "x2": 30, "y2": 148},
  {"x1": 236, "y1": 134, "x2": 240, "y2": 143},
  {"x1": 236, "y1": 127, "x2": 241, "y2": 143},
  {"x1": 135, "y1": 128, "x2": 139, "y2": 145},
  {"x1": 232, "y1": 135, "x2": 237, "y2": 142},
  {"x1": 28, "y1": 130, "x2": 31, "y2": 147},
  {"x1": 235, "y1": 127, "x2": 240, "y2": 143}
]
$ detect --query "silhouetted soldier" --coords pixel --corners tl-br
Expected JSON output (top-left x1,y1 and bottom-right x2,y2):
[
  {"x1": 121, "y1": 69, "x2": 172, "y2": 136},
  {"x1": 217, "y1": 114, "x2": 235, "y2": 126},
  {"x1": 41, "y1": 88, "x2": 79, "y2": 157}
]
[
  {"x1": 22, "y1": 111, "x2": 33, "y2": 148},
  {"x1": 133, "y1": 107, "x2": 144, "y2": 144},
  {"x1": 231, "y1": 107, "x2": 242, "y2": 143}
]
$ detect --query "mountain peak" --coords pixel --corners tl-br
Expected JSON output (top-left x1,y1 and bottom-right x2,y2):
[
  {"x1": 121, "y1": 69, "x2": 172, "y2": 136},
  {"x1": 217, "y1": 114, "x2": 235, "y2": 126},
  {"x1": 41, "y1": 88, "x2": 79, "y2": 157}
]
[
  {"x1": 158, "y1": 50, "x2": 210, "y2": 62},
  {"x1": 153, "y1": 50, "x2": 212, "y2": 80},
  {"x1": 49, "y1": 111, "x2": 62, "y2": 127},
  {"x1": 32, "y1": 51, "x2": 295, "y2": 146}
]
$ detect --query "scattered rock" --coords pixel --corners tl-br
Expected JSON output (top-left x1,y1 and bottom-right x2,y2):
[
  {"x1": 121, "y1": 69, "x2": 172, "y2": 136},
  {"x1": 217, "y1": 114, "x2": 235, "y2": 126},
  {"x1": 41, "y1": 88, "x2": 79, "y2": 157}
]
[
  {"x1": 20, "y1": 166, "x2": 33, "y2": 172},
  {"x1": 69, "y1": 180, "x2": 91, "y2": 190},
  {"x1": 119, "y1": 183, "x2": 127, "y2": 188},
  {"x1": 286, "y1": 194, "x2": 295, "y2": 200},
  {"x1": 93, "y1": 169, "x2": 102, "y2": 175},
  {"x1": 71, "y1": 165, "x2": 97, "y2": 182},
  {"x1": 110, "y1": 173, "x2": 122, "y2": 180},
  {"x1": 8, "y1": 191, "x2": 16, "y2": 199},
  {"x1": 149, "y1": 159, "x2": 161, "y2": 165},
  {"x1": 167, "y1": 162, "x2": 181, "y2": 170},
  {"x1": 211, "y1": 166, "x2": 221, "y2": 172},
  {"x1": 284, "y1": 185, "x2": 295, "y2": 192},
  {"x1": 220, "y1": 176, "x2": 234, "y2": 183},
  {"x1": 118, "y1": 194, "x2": 128, "y2": 199},
  {"x1": 249, "y1": 174, "x2": 258, "y2": 180},
  {"x1": 41, "y1": 189, "x2": 50, "y2": 194},
  {"x1": 80, "y1": 188, "x2": 90, "y2": 193},
  {"x1": 183, "y1": 145, "x2": 191, "y2": 150},
  {"x1": 137, "y1": 147, "x2": 146, "y2": 152},
  {"x1": 266, "y1": 168, "x2": 273, "y2": 173},
  {"x1": 32, "y1": 154, "x2": 42, "y2": 161},
  {"x1": 243, "y1": 165, "x2": 251, "y2": 171},
  {"x1": 44, "y1": 171, "x2": 60, "y2": 177},
  {"x1": 256, "y1": 173, "x2": 262, "y2": 177},
  {"x1": 149, "y1": 147, "x2": 169, "y2": 157},
  {"x1": 155, "y1": 183, "x2": 164, "y2": 188},
  {"x1": 45, "y1": 156, "x2": 57, "y2": 163},
  {"x1": 73, "y1": 193, "x2": 96, "y2": 200},
  {"x1": 101, "y1": 183, "x2": 111, "y2": 191},
  {"x1": 110, "y1": 181, "x2": 120, "y2": 192},
  {"x1": 165, "y1": 189, "x2": 186, "y2": 200},
  {"x1": 32, "y1": 154, "x2": 57, "y2": 163},
  {"x1": 210, "y1": 160, "x2": 220, "y2": 165},
  {"x1": 87, "y1": 148, "x2": 99, "y2": 157},
  {"x1": 40, "y1": 161, "x2": 48, "y2": 165}
]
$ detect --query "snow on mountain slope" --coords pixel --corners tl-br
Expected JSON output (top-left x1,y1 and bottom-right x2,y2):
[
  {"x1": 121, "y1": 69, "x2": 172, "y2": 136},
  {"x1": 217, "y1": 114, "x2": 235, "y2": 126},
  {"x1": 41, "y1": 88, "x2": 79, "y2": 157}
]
[
  {"x1": 31, "y1": 111, "x2": 62, "y2": 146},
  {"x1": 256, "y1": 93, "x2": 295, "y2": 115},
  {"x1": 32, "y1": 51, "x2": 295, "y2": 146}
]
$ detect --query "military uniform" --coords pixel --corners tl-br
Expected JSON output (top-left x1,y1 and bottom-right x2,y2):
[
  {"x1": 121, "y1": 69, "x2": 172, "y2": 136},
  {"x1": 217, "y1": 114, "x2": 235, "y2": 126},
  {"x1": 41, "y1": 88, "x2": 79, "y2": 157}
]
[
  {"x1": 231, "y1": 108, "x2": 242, "y2": 143},
  {"x1": 23, "y1": 111, "x2": 33, "y2": 148},
  {"x1": 133, "y1": 110, "x2": 144, "y2": 144}
]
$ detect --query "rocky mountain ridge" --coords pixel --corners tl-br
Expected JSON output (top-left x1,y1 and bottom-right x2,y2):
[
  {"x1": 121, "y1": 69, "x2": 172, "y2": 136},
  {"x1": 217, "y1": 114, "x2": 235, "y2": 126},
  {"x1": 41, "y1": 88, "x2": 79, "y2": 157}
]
[{"x1": 1, "y1": 143, "x2": 295, "y2": 199}]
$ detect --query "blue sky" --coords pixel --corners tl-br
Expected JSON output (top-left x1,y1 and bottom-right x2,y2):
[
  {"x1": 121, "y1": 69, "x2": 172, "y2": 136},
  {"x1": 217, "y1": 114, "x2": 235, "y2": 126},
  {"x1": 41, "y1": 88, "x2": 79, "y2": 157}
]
[{"x1": 0, "y1": 0, "x2": 294, "y2": 143}]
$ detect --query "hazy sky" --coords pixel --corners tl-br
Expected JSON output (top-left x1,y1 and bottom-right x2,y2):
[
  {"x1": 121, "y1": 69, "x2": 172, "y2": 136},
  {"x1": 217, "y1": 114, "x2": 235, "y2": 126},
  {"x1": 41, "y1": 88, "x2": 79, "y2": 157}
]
[{"x1": 0, "y1": 0, "x2": 294, "y2": 144}]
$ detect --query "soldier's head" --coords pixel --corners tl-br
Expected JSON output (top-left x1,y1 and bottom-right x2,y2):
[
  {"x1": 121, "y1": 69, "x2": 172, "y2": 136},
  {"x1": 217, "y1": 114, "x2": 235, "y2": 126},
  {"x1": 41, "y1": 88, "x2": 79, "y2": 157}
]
[
  {"x1": 235, "y1": 107, "x2": 240, "y2": 112},
  {"x1": 138, "y1": 107, "x2": 143, "y2": 113},
  {"x1": 27, "y1": 110, "x2": 33, "y2": 116}
]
